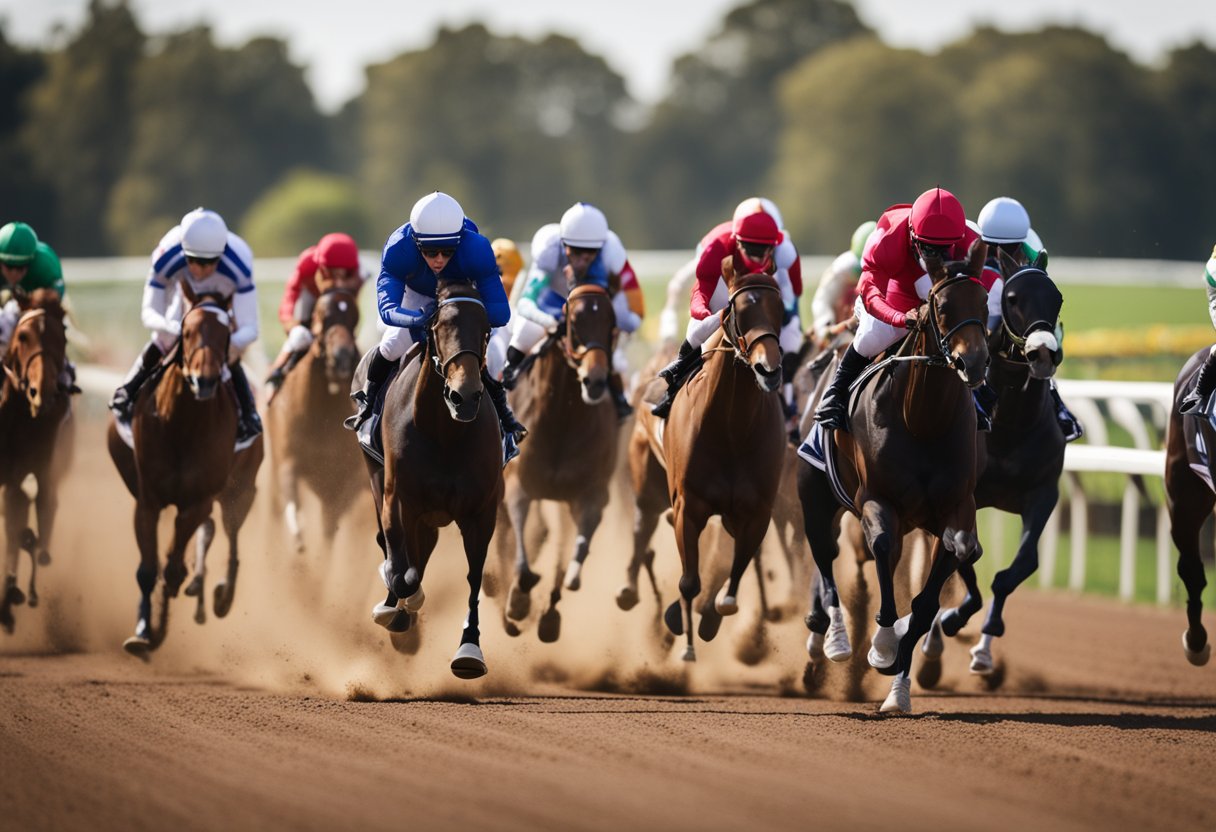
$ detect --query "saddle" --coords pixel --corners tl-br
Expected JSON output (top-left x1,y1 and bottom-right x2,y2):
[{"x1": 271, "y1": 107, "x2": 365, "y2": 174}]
[{"x1": 1181, "y1": 376, "x2": 1216, "y2": 493}]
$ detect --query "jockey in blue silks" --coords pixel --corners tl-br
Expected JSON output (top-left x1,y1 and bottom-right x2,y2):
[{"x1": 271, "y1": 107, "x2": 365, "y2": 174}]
[{"x1": 345, "y1": 191, "x2": 527, "y2": 459}]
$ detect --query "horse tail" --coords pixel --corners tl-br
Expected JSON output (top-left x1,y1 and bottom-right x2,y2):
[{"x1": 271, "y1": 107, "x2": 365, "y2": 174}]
[{"x1": 155, "y1": 364, "x2": 182, "y2": 418}]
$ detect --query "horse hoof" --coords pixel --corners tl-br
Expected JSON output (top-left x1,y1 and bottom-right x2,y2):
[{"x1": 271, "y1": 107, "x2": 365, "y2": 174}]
[
  {"x1": 402, "y1": 586, "x2": 426, "y2": 613},
  {"x1": 538, "y1": 609, "x2": 561, "y2": 643},
  {"x1": 386, "y1": 610, "x2": 415, "y2": 633},
  {"x1": 916, "y1": 655, "x2": 942, "y2": 690},
  {"x1": 663, "y1": 600, "x2": 684, "y2": 636},
  {"x1": 681, "y1": 645, "x2": 696, "y2": 662},
  {"x1": 194, "y1": 606, "x2": 205, "y2": 625},
  {"x1": 27, "y1": 592, "x2": 38, "y2": 609},
  {"x1": 879, "y1": 676, "x2": 912, "y2": 714},
  {"x1": 371, "y1": 603, "x2": 398, "y2": 629},
  {"x1": 563, "y1": 561, "x2": 582, "y2": 592},
  {"x1": 5, "y1": 585, "x2": 26, "y2": 607},
  {"x1": 824, "y1": 606, "x2": 852, "y2": 662},
  {"x1": 390, "y1": 626, "x2": 421, "y2": 655},
  {"x1": 451, "y1": 643, "x2": 487, "y2": 679},
  {"x1": 212, "y1": 583, "x2": 234, "y2": 618},
  {"x1": 503, "y1": 617, "x2": 521, "y2": 638},
  {"x1": 714, "y1": 589, "x2": 738, "y2": 616},
  {"x1": 615, "y1": 585, "x2": 639, "y2": 611},
  {"x1": 939, "y1": 607, "x2": 964, "y2": 638},
  {"x1": 1183, "y1": 632, "x2": 1211, "y2": 667},
  {"x1": 765, "y1": 606, "x2": 785, "y2": 623},
  {"x1": 183, "y1": 575, "x2": 204, "y2": 598},
  {"x1": 36, "y1": 550, "x2": 51, "y2": 567},
  {"x1": 122, "y1": 636, "x2": 152, "y2": 661},
  {"x1": 806, "y1": 630, "x2": 826, "y2": 660},
  {"x1": 803, "y1": 659, "x2": 826, "y2": 694},
  {"x1": 697, "y1": 607, "x2": 723, "y2": 642},
  {"x1": 969, "y1": 647, "x2": 995, "y2": 675},
  {"x1": 507, "y1": 584, "x2": 532, "y2": 621}
]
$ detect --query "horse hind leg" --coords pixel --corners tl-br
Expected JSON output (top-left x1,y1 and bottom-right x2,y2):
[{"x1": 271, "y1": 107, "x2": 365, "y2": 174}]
[
  {"x1": 215, "y1": 473, "x2": 260, "y2": 620},
  {"x1": 860, "y1": 499, "x2": 904, "y2": 674},
  {"x1": 184, "y1": 517, "x2": 215, "y2": 625},
  {"x1": 563, "y1": 494, "x2": 606, "y2": 592},
  {"x1": 504, "y1": 483, "x2": 539, "y2": 622},
  {"x1": 667, "y1": 501, "x2": 705, "y2": 661},
  {"x1": 1170, "y1": 478, "x2": 1214, "y2": 666},
  {"x1": 19, "y1": 528, "x2": 38, "y2": 608},
  {"x1": 451, "y1": 516, "x2": 494, "y2": 680},
  {"x1": 939, "y1": 558, "x2": 984, "y2": 637},
  {"x1": 799, "y1": 464, "x2": 851, "y2": 662}
]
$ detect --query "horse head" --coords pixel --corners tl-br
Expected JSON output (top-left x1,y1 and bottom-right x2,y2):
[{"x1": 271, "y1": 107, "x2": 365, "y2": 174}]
[
  {"x1": 3, "y1": 289, "x2": 67, "y2": 418},
  {"x1": 312, "y1": 288, "x2": 361, "y2": 392},
  {"x1": 179, "y1": 296, "x2": 231, "y2": 401},
  {"x1": 999, "y1": 266, "x2": 1063, "y2": 380},
  {"x1": 429, "y1": 280, "x2": 489, "y2": 423},
  {"x1": 923, "y1": 241, "x2": 990, "y2": 388},
  {"x1": 723, "y1": 268, "x2": 784, "y2": 394},
  {"x1": 563, "y1": 283, "x2": 616, "y2": 405}
]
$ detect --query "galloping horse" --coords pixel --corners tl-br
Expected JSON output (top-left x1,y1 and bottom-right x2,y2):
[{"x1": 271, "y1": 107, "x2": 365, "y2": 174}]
[
  {"x1": 498, "y1": 283, "x2": 620, "y2": 642},
  {"x1": 0, "y1": 289, "x2": 74, "y2": 633},
  {"x1": 630, "y1": 265, "x2": 786, "y2": 661},
  {"x1": 366, "y1": 280, "x2": 502, "y2": 679},
  {"x1": 107, "y1": 295, "x2": 263, "y2": 656},
  {"x1": 918, "y1": 264, "x2": 1065, "y2": 683},
  {"x1": 1165, "y1": 345, "x2": 1216, "y2": 667},
  {"x1": 798, "y1": 244, "x2": 989, "y2": 713},
  {"x1": 267, "y1": 288, "x2": 363, "y2": 553}
]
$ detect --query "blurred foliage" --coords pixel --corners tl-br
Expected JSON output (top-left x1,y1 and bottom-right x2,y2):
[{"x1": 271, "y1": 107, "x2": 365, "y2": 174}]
[
  {"x1": 241, "y1": 169, "x2": 374, "y2": 256},
  {"x1": 3, "y1": 0, "x2": 1216, "y2": 260}
]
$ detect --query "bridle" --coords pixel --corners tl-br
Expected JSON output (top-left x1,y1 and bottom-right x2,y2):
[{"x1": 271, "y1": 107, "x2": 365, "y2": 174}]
[
  {"x1": 426, "y1": 295, "x2": 488, "y2": 380},
  {"x1": 179, "y1": 300, "x2": 231, "y2": 371},
  {"x1": 313, "y1": 287, "x2": 360, "y2": 358},
  {"x1": 999, "y1": 267, "x2": 1061, "y2": 354},
  {"x1": 8, "y1": 308, "x2": 53, "y2": 395},
  {"x1": 721, "y1": 276, "x2": 782, "y2": 364},
  {"x1": 919, "y1": 273, "x2": 987, "y2": 372},
  {"x1": 560, "y1": 283, "x2": 615, "y2": 371}
]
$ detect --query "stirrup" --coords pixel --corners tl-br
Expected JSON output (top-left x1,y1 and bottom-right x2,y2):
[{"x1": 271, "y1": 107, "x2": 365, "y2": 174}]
[{"x1": 344, "y1": 392, "x2": 372, "y2": 431}]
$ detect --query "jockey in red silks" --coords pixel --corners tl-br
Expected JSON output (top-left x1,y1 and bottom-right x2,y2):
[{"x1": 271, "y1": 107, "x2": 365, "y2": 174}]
[
  {"x1": 650, "y1": 207, "x2": 784, "y2": 419},
  {"x1": 265, "y1": 232, "x2": 365, "y2": 399},
  {"x1": 814, "y1": 187, "x2": 979, "y2": 432}
]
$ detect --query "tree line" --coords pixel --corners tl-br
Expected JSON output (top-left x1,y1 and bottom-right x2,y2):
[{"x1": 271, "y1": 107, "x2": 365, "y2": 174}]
[{"x1": 2, "y1": 0, "x2": 1213, "y2": 260}]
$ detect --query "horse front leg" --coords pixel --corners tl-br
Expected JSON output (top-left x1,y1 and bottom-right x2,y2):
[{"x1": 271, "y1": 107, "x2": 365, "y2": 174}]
[
  {"x1": 860, "y1": 497, "x2": 903, "y2": 674},
  {"x1": 165, "y1": 501, "x2": 212, "y2": 603},
  {"x1": 504, "y1": 477, "x2": 538, "y2": 622},
  {"x1": 451, "y1": 511, "x2": 495, "y2": 679},
  {"x1": 278, "y1": 457, "x2": 305, "y2": 554},
  {"x1": 216, "y1": 471, "x2": 258, "y2": 620},
  {"x1": 562, "y1": 489, "x2": 607, "y2": 592},
  {"x1": 183, "y1": 517, "x2": 215, "y2": 625},
  {"x1": 122, "y1": 501, "x2": 161, "y2": 657},
  {"x1": 1, "y1": 485, "x2": 29, "y2": 633},
  {"x1": 1170, "y1": 474, "x2": 1214, "y2": 666},
  {"x1": 667, "y1": 495, "x2": 707, "y2": 662},
  {"x1": 797, "y1": 462, "x2": 851, "y2": 662}
]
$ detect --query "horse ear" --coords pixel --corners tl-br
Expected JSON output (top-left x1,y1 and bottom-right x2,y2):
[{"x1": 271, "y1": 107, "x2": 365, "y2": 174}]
[
  {"x1": 966, "y1": 238, "x2": 988, "y2": 278},
  {"x1": 3, "y1": 363, "x2": 19, "y2": 387},
  {"x1": 1031, "y1": 249, "x2": 1048, "y2": 271}
]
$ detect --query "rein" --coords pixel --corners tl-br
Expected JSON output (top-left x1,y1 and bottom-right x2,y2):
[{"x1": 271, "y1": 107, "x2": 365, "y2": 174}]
[
  {"x1": 560, "y1": 283, "x2": 615, "y2": 370},
  {"x1": 722, "y1": 279, "x2": 782, "y2": 363},
  {"x1": 427, "y1": 295, "x2": 488, "y2": 379},
  {"x1": 921, "y1": 274, "x2": 987, "y2": 372},
  {"x1": 8, "y1": 309, "x2": 56, "y2": 394},
  {"x1": 999, "y1": 268, "x2": 1060, "y2": 352},
  {"x1": 178, "y1": 301, "x2": 231, "y2": 372}
]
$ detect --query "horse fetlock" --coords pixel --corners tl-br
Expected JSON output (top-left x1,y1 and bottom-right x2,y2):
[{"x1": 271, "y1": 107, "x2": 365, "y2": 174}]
[
  {"x1": 678, "y1": 574, "x2": 702, "y2": 602},
  {"x1": 615, "y1": 584, "x2": 639, "y2": 611}
]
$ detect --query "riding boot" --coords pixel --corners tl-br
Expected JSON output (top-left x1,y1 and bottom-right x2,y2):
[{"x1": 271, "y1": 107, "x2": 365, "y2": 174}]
[
  {"x1": 1048, "y1": 381, "x2": 1084, "y2": 442},
  {"x1": 229, "y1": 361, "x2": 263, "y2": 443},
  {"x1": 345, "y1": 349, "x2": 396, "y2": 431},
  {"x1": 650, "y1": 340, "x2": 702, "y2": 419},
  {"x1": 973, "y1": 381, "x2": 997, "y2": 432},
  {"x1": 61, "y1": 360, "x2": 81, "y2": 395},
  {"x1": 501, "y1": 346, "x2": 528, "y2": 391},
  {"x1": 1179, "y1": 351, "x2": 1216, "y2": 418},
  {"x1": 482, "y1": 370, "x2": 527, "y2": 463},
  {"x1": 265, "y1": 347, "x2": 307, "y2": 403},
  {"x1": 813, "y1": 345, "x2": 871, "y2": 433},
  {"x1": 609, "y1": 372, "x2": 633, "y2": 422},
  {"x1": 109, "y1": 341, "x2": 164, "y2": 421}
]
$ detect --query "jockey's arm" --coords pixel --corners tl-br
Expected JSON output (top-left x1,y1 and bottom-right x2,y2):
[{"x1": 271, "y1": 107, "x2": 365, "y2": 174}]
[
  {"x1": 611, "y1": 288, "x2": 641, "y2": 333},
  {"x1": 859, "y1": 272, "x2": 912, "y2": 329},
  {"x1": 474, "y1": 274, "x2": 512, "y2": 329},
  {"x1": 230, "y1": 286, "x2": 259, "y2": 353},
  {"x1": 141, "y1": 280, "x2": 181, "y2": 337},
  {"x1": 376, "y1": 271, "x2": 430, "y2": 330},
  {"x1": 690, "y1": 240, "x2": 729, "y2": 321},
  {"x1": 516, "y1": 267, "x2": 560, "y2": 332}
]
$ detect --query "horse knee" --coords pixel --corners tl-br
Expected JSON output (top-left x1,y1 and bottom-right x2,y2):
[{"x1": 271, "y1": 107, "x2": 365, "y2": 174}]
[{"x1": 678, "y1": 574, "x2": 701, "y2": 602}]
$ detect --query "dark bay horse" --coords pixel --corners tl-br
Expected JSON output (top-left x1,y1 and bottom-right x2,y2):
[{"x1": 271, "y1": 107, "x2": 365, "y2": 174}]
[
  {"x1": 917, "y1": 265, "x2": 1066, "y2": 684},
  {"x1": 630, "y1": 267, "x2": 786, "y2": 661},
  {"x1": 107, "y1": 297, "x2": 263, "y2": 656},
  {"x1": 798, "y1": 244, "x2": 990, "y2": 713},
  {"x1": 1165, "y1": 345, "x2": 1216, "y2": 667},
  {"x1": 498, "y1": 283, "x2": 619, "y2": 642},
  {"x1": 367, "y1": 281, "x2": 501, "y2": 679},
  {"x1": 0, "y1": 290, "x2": 75, "y2": 633},
  {"x1": 267, "y1": 288, "x2": 363, "y2": 553}
]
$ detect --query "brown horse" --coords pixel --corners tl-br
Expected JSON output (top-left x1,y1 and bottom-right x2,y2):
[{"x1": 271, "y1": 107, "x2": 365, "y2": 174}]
[
  {"x1": 797, "y1": 244, "x2": 989, "y2": 713},
  {"x1": 630, "y1": 268, "x2": 786, "y2": 662},
  {"x1": 267, "y1": 288, "x2": 363, "y2": 553},
  {"x1": 1165, "y1": 345, "x2": 1216, "y2": 667},
  {"x1": 367, "y1": 280, "x2": 501, "y2": 679},
  {"x1": 107, "y1": 296, "x2": 263, "y2": 656},
  {"x1": 0, "y1": 290, "x2": 75, "y2": 633},
  {"x1": 497, "y1": 283, "x2": 620, "y2": 642}
]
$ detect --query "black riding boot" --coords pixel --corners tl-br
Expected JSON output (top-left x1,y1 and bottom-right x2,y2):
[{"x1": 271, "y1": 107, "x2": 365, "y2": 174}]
[
  {"x1": 501, "y1": 346, "x2": 528, "y2": 391},
  {"x1": 345, "y1": 350, "x2": 396, "y2": 431},
  {"x1": 1048, "y1": 381, "x2": 1084, "y2": 441},
  {"x1": 973, "y1": 381, "x2": 997, "y2": 432},
  {"x1": 1180, "y1": 352, "x2": 1216, "y2": 418},
  {"x1": 229, "y1": 361, "x2": 263, "y2": 443},
  {"x1": 483, "y1": 370, "x2": 527, "y2": 463},
  {"x1": 609, "y1": 372, "x2": 633, "y2": 421},
  {"x1": 109, "y1": 341, "x2": 164, "y2": 422},
  {"x1": 650, "y1": 340, "x2": 702, "y2": 419},
  {"x1": 813, "y1": 345, "x2": 871, "y2": 432}
]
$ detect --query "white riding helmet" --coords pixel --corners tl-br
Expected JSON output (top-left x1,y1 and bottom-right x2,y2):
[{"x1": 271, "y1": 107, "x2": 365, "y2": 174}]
[
  {"x1": 977, "y1": 197, "x2": 1030, "y2": 245},
  {"x1": 180, "y1": 208, "x2": 228, "y2": 258},
  {"x1": 733, "y1": 197, "x2": 784, "y2": 232},
  {"x1": 559, "y1": 202, "x2": 609, "y2": 249},
  {"x1": 410, "y1": 191, "x2": 465, "y2": 248}
]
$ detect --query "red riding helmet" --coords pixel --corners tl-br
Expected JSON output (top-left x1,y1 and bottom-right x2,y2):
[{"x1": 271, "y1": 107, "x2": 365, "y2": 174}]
[
  {"x1": 910, "y1": 187, "x2": 966, "y2": 245},
  {"x1": 732, "y1": 210, "x2": 782, "y2": 246},
  {"x1": 316, "y1": 233, "x2": 360, "y2": 271}
]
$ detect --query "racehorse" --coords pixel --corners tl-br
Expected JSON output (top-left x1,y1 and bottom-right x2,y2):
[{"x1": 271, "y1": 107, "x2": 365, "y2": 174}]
[
  {"x1": 107, "y1": 295, "x2": 263, "y2": 656},
  {"x1": 0, "y1": 290, "x2": 75, "y2": 633},
  {"x1": 497, "y1": 283, "x2": 620, "y2": 642},
  {"x1": 364, "y1": 280, "x2": 502, "y2": 679},
  {"x1": 267, "y1": 288, "x2": 363, "y2": 554},
  {"x1": 1165, "y1": 345, "x2": 1216, "y2": 667},
  {"x1": 629, "y1": 265, "x2": 786, "y2": 661},
  {"x1": 798, "y1": 243, "x2": 990, "y2": 713},
  {"x1": 917, "y1": 264, "x2": 1066, "y2": 684}
]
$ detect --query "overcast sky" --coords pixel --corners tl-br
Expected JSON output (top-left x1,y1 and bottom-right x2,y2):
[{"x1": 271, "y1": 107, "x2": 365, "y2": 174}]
[{"x1": 3, "y1": 0, "x2": 1213, "y2": 112}]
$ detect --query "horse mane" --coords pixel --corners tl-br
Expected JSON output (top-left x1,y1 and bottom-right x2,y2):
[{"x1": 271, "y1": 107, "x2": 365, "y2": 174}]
[{"x1": 155, "y1": 362, "x2": 183, "y2": 419}]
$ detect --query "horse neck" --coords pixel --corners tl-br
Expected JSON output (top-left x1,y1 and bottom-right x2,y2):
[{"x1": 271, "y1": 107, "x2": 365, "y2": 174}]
[
  {"x1": 900, "y1": 333, "x2": 966, "y2": 437},
  {"x1": 988, "y1": 342, "x2": 1050, "y2": 426},
  {"x1": 702, "y1": 348, "x2": 770, "y2": 430}
]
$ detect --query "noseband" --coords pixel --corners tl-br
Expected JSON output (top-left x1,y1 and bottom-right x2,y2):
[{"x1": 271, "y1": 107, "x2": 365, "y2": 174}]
[
  {"x1": 9, "y1": 309, "x2": 54, "y2": 395},
  {"x1": 561, "y1": 283, "x2": 615, "y2": 371},
  {"x1": 999, "y1": 267, "x2": 1061, "y2": 354},
  {"x1": 922, "y1": 274, "x2": 987, "y2": 370},
  {"x1": 179, "y1": 302, "x2": 231, "y2": 371},
  {"x1": 427, "y1": 295, "x2": 488, "y2": 379},
  {"x1": 722, "y1": 278, "x2": 782, "y2": 363}
]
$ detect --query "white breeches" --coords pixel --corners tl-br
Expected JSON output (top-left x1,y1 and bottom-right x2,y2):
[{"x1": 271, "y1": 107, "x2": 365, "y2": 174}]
[
  {"x1": 780, "y1": 314, "x2": 804, "y2": 355},
  {"x1": 486, "y1": 326, "x2": 508, "y2": 379},
  {"x1": 851, "y1": 296, "x2": 907, "y2": 359},
  {"x1": 508, "y1": 315, "x2": 549, "y2": 356},
  {"x1": 377, "y1": 325, "x2": 419, "y2": 361}
]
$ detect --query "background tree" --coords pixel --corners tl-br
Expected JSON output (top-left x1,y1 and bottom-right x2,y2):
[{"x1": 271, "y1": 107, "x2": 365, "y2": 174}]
[
  {"x1": 241, "y1": 168, "x2": 374, "y2": 257},
  {"x1": 1153, "y1": 43, "x2": 1216, "y2": 258},
  {"x1": 0, "y1": 25, "x2": 52, "y2": 236}
]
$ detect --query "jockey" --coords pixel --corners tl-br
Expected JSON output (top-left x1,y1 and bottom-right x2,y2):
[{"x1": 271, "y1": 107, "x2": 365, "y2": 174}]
[
  {"x1": 809, "y1": 220, "x2": 877, "y2": 345},
  {"x1": 650, "y1": 203, "x2": 790, "y2": 419},
  {"x1": 814, "y1": 188, "x2": 980, "y2": 432},
  {"x1": 343, "y1": 191, "x2": 526, "y2": 458},
  {"x1": 975, "y1": 196, "x2": 1082, "y2": 441},
  {"x1": 500, "y1": 202, "x2": 642, "y2": 420},
  {"x1": 486, "y1": 238, "x2": 525, "y2": 382},
  {"x1": 0, "y1": 221, "x2": 66, "y2": 345},
  {"x1": 108, "y1": 208, "x2": 262, "y2": 442},
  {"x1": 1178, "y1": 244, "x2": 1216, "y2": 417},
  {"x1": 265, "y1": 232, "x2": 365, "y2": 400}
]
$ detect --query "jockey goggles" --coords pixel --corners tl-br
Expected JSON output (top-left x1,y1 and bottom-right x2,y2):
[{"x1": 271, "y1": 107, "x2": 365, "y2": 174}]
[
  {"x1": 419, "y1": 246, "x2": 456, "y2": 259},
  {"x1": 185, "y1": 255, "x2": 221, "y2": 266}
]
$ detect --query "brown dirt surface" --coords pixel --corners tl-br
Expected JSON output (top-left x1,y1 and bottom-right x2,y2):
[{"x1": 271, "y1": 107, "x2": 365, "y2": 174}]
[{"x1": 2, "y1": 411, "x2": 1214, "y2": 832}]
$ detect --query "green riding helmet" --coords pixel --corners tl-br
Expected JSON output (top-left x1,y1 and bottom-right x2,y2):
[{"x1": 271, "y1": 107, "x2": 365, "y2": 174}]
[
  {"x1": 851, "y1": 220, "x2": 877, "y2": 262},
  {"x1": 0, "y1": 222, "x2": 39, "y2": 265}
]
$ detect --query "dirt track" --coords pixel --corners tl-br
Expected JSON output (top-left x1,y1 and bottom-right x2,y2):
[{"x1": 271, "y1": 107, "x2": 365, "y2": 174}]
[{"x1": 2, "y1": 413, "x2": 1215, "y2": 831}]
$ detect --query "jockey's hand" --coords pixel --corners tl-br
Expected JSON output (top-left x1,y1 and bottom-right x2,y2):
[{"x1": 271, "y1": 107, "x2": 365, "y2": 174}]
[
  {"x1": 828, "y1": 317, "x2": 856, "y2": 336},
  {"x1": 904, "y1": 309, "x2": 920, "y2": 330}
]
